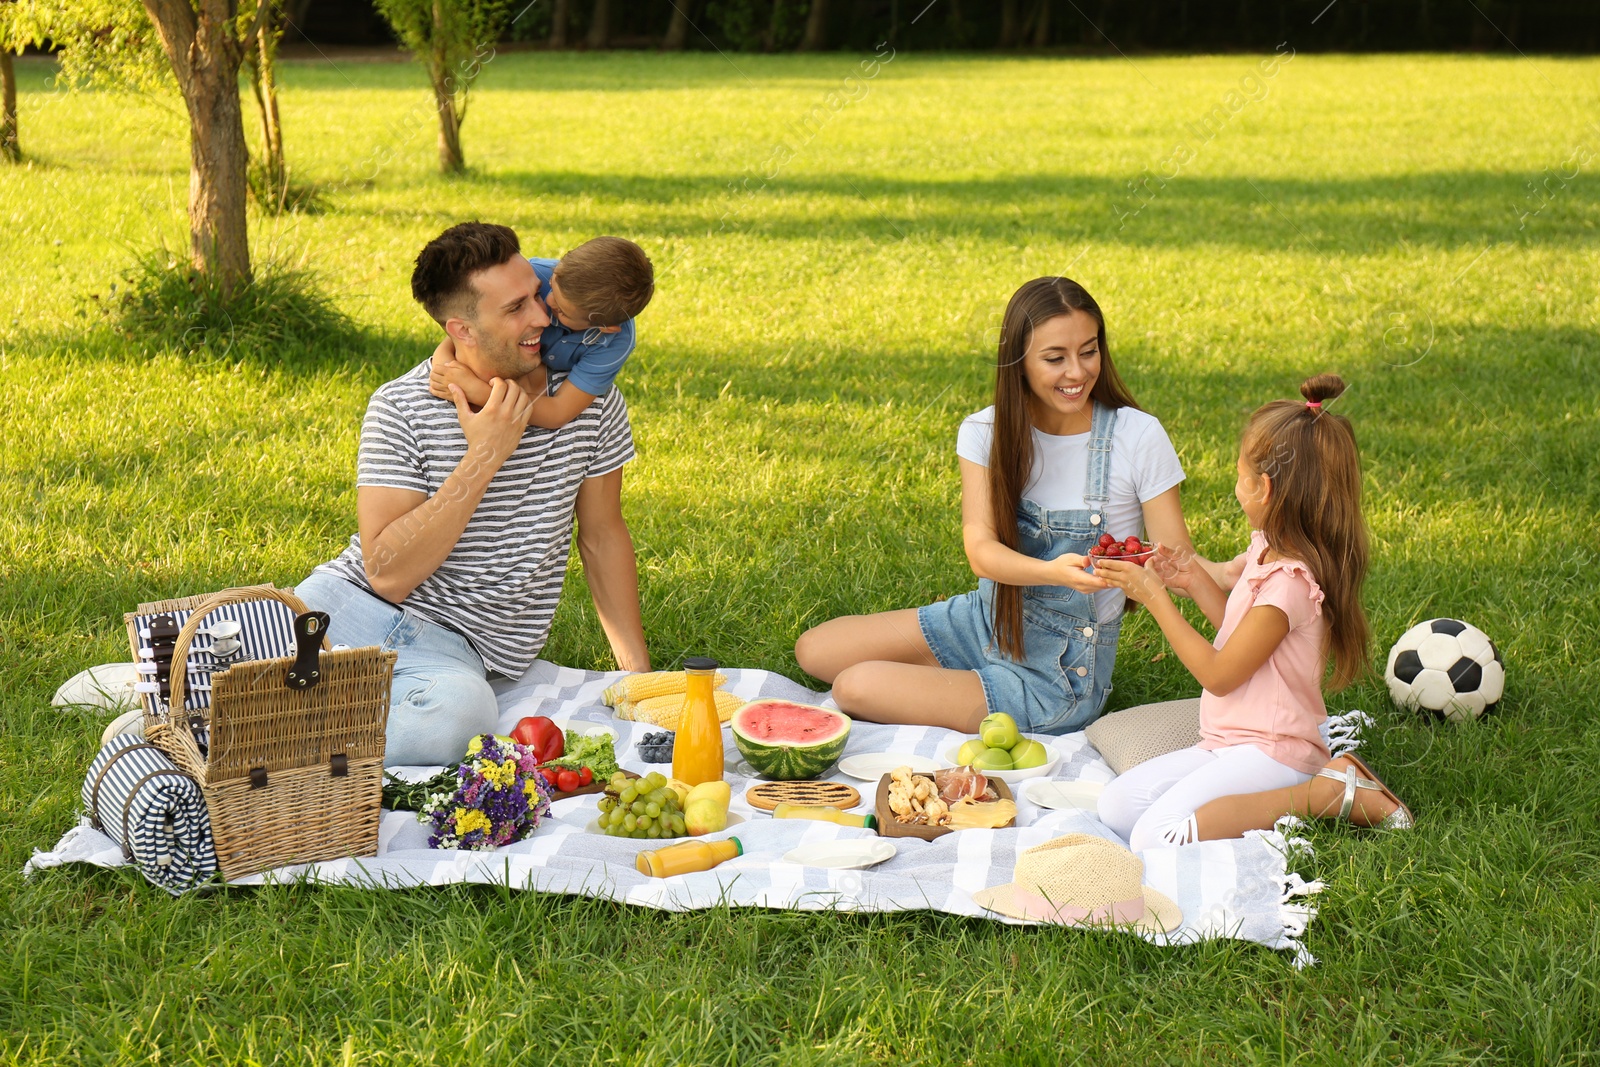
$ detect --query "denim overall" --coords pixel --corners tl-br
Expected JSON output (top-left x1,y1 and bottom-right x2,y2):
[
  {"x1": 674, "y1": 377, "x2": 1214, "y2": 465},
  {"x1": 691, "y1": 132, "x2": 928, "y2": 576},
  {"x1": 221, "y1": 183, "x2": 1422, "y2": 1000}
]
[{"x1": 918, "y1": 402, "x2": 1123, "y2": 734}]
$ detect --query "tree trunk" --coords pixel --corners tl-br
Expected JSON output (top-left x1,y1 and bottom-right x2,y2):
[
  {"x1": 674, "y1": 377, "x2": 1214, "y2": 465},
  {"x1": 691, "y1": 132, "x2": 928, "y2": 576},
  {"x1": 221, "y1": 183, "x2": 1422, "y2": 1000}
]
[
  {"x1": 762, "y1": 0, "x2": 781, "y2": 51},
  {"x1": 585, "y1": 0, "x2": 610, "y2": 49},
  {"x1": 428, "y1": 6, "x2": 464, "y2": 173},
  {"x1": 142, "y1": 0, "x2": 256, "y2": 292},
  {"x1": 1, "y1": 49, "x2": 18, "y2": 164},
  {"x1": 799, "y1": 0, "x2": 829, "y2": 50},
  {"x1": 249, "y1": 7, "x2": 287, "y2": 205},
  {"x1": 549, "y1": 0, "x2": 569, "y2": 47},
  {"x1": 183, "y1": 51, "x2": 252, "y2": 287},
  {"x1": 1031, "y1": 0, "x2": 1050, "y2": 47},
  {"x1": 998, "y1": 0, "x2": 1019, "y2": 47},
  {"x1": 663, "y1": 0, "x2": 691, "y2": 50},
  {"x1": 435, "y1": 85, "x2": 463, "y2": 172}
]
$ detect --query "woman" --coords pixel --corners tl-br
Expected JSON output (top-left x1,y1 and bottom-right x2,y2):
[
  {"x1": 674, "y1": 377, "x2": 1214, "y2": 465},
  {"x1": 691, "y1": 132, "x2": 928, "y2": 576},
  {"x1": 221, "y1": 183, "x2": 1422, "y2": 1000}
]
[{"x1": 796, "y1": 277, "x2": 1202, "y2": 734}]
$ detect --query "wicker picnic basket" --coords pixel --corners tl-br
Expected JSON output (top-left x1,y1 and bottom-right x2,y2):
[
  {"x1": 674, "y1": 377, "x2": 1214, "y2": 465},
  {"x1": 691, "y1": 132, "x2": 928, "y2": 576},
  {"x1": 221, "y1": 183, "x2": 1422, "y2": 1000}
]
[{"x1": 125, "y1": 585, "x2": 397, "y2": 880}]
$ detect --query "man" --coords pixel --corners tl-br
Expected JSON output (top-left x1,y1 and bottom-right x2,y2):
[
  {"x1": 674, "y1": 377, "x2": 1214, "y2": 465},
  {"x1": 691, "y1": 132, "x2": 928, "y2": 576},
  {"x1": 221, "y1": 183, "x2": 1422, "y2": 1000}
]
[{"x1": 296, "y1": 222, "x2": 650, "y2": 765}]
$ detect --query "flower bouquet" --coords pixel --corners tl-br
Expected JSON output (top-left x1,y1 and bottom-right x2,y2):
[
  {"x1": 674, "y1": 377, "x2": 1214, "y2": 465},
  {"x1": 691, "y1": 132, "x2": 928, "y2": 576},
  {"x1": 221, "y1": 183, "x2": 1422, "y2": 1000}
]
[{"x1": 416, "y1": 734, "x2": 554, "y2": 851}]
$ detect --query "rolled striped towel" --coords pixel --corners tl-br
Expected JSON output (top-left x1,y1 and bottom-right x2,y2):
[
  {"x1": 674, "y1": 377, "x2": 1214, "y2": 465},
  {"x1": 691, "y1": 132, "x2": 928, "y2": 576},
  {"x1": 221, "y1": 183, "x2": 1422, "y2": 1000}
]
[{"x1": 81, "y1": 734, "x2": 218, "y2": 894}]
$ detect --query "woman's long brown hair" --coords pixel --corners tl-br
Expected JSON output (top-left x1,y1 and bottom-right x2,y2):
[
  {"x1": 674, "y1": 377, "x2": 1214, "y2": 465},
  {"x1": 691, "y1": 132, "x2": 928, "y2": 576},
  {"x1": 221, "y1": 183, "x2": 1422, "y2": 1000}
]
[
  {"x1": 987, "y1": 278, "x2": 1141, "y2": 660},
  {"x1": 1242, "y1": 374, "x2": 1371, "y2": 688}
]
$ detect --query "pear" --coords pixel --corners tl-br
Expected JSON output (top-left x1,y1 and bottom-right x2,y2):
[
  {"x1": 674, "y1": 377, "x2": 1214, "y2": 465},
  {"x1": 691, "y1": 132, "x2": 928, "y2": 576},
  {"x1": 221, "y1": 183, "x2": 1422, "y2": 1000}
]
[{"x1": 684, "y1": 780, "x2": 731, "y2": 836}]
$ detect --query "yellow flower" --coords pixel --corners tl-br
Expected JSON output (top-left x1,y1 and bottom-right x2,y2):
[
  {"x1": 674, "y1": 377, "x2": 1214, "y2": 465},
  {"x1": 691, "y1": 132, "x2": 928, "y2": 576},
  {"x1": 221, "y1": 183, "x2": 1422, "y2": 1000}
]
[
  {"x1": 455, "y1": 809, "x2": 492, "y2": 836},
  {"x1": 481, "y1": 758, "x2": 516, "y2": 790}
]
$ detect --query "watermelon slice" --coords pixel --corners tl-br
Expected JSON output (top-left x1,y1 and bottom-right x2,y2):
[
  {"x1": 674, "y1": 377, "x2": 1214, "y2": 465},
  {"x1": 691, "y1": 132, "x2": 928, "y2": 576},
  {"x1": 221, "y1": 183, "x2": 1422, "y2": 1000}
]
[{"x1": 730, "y1": 699, "x2": 851, "y2": 781}]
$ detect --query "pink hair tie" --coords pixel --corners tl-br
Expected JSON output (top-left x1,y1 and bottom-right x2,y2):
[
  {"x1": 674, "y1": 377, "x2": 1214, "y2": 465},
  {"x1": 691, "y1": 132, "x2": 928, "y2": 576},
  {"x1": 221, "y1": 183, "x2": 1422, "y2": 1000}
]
[{"x1": 1306, "y1": 400, "x2": 1322, "y2": 410}]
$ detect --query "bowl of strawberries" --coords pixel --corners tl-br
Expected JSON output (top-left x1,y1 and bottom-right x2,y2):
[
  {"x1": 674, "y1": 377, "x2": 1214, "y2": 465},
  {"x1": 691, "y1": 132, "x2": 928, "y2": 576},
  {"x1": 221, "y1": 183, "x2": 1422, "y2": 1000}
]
[{"x1": 1087, "y1": 533, "x2": 1155, "y2": 568}]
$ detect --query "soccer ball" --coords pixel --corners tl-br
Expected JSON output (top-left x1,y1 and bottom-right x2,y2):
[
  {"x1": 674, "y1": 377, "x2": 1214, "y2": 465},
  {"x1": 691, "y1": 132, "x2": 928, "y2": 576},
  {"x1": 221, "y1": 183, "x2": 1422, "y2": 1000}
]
[{"x1": 1385, "y1": 618, "x2": 1505, "y2": 723}]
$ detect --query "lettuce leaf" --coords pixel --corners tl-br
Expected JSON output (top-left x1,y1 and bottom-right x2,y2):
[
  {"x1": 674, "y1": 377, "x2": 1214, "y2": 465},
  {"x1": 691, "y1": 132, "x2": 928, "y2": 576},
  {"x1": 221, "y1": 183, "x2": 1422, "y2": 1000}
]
[{"x1": 541, "y1": 730, "x2": 620, "y2": 779}]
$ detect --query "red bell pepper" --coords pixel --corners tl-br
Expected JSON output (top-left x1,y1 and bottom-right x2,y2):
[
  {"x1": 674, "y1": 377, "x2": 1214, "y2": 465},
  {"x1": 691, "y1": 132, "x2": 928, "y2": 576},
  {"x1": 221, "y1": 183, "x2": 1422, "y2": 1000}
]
[{"x1": 511, "y1": 715, "x2": 564, "y2": 763}]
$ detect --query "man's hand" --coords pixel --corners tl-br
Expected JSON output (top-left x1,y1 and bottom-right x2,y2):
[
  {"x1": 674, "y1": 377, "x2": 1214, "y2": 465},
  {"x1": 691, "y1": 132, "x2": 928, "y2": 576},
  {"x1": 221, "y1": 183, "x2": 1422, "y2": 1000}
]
[{"x1": 450, "y1": 377, "x2": 533, "y2": 468}]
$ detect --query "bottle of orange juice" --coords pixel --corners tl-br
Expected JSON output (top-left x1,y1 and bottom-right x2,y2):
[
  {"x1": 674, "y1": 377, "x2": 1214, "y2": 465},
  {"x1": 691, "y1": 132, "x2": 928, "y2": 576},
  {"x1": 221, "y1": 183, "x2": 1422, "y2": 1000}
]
[
  {"x1": 670, "y1": 656, "x2": 724, "y2": 787},
  {"x1": 636, "y1": 837, "x2": 742, "y2": 878}
]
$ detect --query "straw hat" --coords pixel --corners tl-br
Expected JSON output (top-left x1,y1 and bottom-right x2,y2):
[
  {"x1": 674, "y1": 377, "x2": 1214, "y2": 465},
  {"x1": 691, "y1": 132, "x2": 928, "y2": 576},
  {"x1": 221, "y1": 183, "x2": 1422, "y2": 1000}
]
[{"x1": 973, "y1": 833, "x2": 1182, "y2": 934}]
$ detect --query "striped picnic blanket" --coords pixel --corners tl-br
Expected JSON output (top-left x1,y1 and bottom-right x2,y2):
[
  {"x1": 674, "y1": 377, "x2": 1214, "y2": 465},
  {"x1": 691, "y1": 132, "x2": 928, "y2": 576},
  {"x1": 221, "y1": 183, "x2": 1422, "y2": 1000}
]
[
  {"x1": 77, "y1": 734, "x2": 217, "y2": 895},
  {"x1": 30, "y1": 663, "x2": 1350, "y2": 965}
]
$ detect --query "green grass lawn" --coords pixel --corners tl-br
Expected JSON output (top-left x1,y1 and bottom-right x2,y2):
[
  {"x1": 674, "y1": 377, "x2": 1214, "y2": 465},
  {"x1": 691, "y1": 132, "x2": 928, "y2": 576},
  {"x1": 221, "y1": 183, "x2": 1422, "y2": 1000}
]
[{"x1": 2, "y1": 47, "x2": 1599, "y2": 1064}]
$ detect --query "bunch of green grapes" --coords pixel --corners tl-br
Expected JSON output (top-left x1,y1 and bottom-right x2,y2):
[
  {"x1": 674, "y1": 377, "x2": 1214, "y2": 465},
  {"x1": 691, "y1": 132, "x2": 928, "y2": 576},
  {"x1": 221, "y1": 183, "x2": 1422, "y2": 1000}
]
[{"x1": 597, "y1": 771, "x2": 687, "y2": 839}]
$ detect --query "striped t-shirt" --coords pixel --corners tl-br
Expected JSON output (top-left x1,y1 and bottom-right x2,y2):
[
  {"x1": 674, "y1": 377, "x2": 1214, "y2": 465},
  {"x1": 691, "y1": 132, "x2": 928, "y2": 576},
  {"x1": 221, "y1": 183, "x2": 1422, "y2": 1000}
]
[{"x1": 318, "y1": 359, "x2": 635, "y2": 677}]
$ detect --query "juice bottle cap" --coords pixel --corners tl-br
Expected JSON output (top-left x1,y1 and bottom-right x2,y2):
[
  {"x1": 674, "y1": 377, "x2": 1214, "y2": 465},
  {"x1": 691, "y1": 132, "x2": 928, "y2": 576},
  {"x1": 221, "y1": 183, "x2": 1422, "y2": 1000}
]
[
  {"x1": 728, "y1": 836, "x2": 744, "y2": 856},
  {"x1": 683, "y1": 656, "x2": 720, "y2": 671}
]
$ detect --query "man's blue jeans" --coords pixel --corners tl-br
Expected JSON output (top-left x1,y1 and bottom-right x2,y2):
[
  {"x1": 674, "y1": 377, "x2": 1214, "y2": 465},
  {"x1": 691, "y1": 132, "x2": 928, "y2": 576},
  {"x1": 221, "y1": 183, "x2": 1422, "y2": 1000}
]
[{"x1": 294, "y1": 570, "x2": 499, "y2": 766}]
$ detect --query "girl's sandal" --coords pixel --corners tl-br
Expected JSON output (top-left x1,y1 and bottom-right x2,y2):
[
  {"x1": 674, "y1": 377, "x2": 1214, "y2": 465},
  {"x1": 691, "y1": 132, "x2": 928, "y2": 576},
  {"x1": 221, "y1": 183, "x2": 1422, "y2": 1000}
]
[{"x1": 1314, "y1": 754, "x2": 1413, "y2": 830}]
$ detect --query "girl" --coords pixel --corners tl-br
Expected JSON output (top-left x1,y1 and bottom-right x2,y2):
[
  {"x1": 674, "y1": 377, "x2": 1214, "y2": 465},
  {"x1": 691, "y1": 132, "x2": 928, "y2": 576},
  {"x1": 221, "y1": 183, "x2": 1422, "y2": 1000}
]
[
  {"x1": 795, "y1": 277, "x2": 1205, "y2": 734},
  {"x1": 1095, "y1": 374, "x2": 1411, "y2": 852}
]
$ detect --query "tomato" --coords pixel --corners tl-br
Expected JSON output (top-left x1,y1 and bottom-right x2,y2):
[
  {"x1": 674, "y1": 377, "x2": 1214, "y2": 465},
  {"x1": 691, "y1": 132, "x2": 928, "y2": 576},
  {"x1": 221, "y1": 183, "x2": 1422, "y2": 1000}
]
[
  {"x1": 539, "y1": 767, "x2": 562, "y2": 788},
  {"x1": 577, "y1": 766, "x2": 593, "y2": 786},
  {"x1": 556, "y1": 769, "x2": 581, "y2": 793},
  {"x1": 510, "y1": 716, "x2": 564, "y2": 763}
]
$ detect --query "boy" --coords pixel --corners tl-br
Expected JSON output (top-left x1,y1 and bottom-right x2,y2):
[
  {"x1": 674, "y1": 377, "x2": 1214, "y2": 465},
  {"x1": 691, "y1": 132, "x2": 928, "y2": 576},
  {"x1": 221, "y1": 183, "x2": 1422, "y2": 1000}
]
[{"x1": 428, "y1": 235, "x2": 654, "y2": 428}]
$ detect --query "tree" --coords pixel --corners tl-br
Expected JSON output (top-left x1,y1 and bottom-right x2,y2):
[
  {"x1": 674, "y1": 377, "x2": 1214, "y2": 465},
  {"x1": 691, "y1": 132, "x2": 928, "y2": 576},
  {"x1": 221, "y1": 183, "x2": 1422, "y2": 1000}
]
[
  {"x1": 139, "y1": 0, "x2": 270, "y2": 290},
  {"x1": 798, "y1": 0, "x2": 828, "y2": 50},
  {"x1": 35, "y1": 0, "x2": 265, "y2": 290},
  {"x1": 245, "y1": 0, "x2": 287, "y2": 207},
  {"x1": 1, "y1": 0, "x2": 51, "y2": 163},
  {"x1": 584, "y1": 0, "x2": 609, "y2": 49},
  {"x1": 548, "y1": 0, "x2": 569, "y2": 47},
  {"x1": 1, "y1": 26, "x2": 20, "y2": 164},
  {"x1": 662, "y1": 0, "x2": 693, "y2": 51},
  {"x1": 374, "y1": 0, "x2": 514, "y2": 174}
]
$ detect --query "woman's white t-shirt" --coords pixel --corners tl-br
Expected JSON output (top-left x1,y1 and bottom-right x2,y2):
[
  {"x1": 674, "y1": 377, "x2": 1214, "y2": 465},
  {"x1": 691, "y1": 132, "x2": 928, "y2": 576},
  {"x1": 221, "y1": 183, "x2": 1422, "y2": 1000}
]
[{"x1": 957, "y1": 405, "x2": 1185, "y2": 624}]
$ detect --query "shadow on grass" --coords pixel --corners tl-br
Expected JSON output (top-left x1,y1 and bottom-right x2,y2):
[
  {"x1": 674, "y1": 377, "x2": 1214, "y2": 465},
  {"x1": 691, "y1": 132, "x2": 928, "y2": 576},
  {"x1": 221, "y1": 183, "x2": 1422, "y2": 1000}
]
[{"x1": 357, "y1": 168, "x2": 1600, "y2": 252}]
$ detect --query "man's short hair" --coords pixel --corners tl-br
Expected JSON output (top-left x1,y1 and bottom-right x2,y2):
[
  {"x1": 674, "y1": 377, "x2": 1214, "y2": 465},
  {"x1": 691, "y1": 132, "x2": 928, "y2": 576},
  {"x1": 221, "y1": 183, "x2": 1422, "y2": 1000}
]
[
  {"x1": 552, "y1": 237, "x2": 654, "y2": 328},
  {"x1": 411, "y1": 222, "x2": 522, "y2": 324}
]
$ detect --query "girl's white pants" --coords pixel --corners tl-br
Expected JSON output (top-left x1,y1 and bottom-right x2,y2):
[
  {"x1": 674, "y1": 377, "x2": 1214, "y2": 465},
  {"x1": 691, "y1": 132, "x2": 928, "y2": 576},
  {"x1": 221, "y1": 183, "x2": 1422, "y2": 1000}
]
[{"x1": 1097, "y1": 743, "x2": 1311, "y2": 852}]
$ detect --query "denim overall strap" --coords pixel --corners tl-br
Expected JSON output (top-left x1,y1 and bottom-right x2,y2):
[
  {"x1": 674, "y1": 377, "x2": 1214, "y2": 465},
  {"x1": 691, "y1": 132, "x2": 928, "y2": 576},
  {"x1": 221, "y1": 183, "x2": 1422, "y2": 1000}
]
[{"x1": 1084, "y1": 402, "x2": 1118, "y2": 518}]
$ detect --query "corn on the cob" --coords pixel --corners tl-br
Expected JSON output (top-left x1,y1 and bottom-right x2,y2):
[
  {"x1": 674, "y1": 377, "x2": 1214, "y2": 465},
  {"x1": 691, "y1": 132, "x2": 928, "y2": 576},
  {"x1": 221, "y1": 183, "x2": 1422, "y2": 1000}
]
[
  {"x1": 616, "y1": 690, "x2": 745, "y2": 731},
  {"x1": 602, "y1": 670, "x2": 728, "y2": 707}
]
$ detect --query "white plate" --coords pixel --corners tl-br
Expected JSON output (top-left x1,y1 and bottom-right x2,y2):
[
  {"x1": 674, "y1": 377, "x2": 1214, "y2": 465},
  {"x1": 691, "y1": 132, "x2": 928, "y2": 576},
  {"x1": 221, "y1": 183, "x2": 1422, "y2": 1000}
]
[
  {"x1": 584, "y1": 812, "x2": 745, "y2": 835},
  {"x1": 783, "y1": 839, "x2": 897, "y2": 870},
  {"x1": 1025, "y1": 779, "x2": 1103, "y2": 811},
  {"x1": 837, "y1": 753, "x2": 942, "y2": 781},
  {"x1": 940, "y1": 734, "x2": 1061, "y2": 783}
]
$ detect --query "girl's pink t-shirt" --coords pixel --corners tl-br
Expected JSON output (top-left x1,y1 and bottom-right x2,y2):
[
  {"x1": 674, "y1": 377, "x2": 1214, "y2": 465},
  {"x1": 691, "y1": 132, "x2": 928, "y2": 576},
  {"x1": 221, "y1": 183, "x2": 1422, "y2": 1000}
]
[{"x1": 1197, "y1": 531, "x2": 1330, "y2": 774}]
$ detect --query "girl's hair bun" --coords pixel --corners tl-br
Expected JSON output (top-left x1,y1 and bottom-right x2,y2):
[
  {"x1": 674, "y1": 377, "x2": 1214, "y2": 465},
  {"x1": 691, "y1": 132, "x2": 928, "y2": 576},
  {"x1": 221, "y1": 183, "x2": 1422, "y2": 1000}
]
[{"x1": 1301, "y1": 373, "x2": 1346, "y2": 405}]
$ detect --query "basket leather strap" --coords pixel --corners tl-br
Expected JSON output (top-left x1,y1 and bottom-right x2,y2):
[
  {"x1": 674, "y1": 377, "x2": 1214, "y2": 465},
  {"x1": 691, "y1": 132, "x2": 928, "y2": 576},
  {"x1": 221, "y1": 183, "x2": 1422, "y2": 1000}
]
[{"x1": 87, "y1": 743, "x2": 169, "y2": 832}]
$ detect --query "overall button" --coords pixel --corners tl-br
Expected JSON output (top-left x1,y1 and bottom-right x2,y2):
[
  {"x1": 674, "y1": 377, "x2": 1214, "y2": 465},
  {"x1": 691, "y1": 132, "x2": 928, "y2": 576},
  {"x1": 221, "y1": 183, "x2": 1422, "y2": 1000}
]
[
  {"x1": 1081, "y1": 626, "x2": 1094, "y2": 638},
  {"x1": 1090, "y1": 513, "x2": 1102, "y2": 525},
  {"x1": 1075, "y1": 667, "x2": 1088, "y2": 677}
]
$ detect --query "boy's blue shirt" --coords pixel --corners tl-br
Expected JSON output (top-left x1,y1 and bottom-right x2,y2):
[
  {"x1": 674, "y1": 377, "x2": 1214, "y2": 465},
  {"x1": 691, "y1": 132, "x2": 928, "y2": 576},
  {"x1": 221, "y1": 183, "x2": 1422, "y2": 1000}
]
[{"x1": 529, "y1": 257, "x2": 636, "y2": 397}]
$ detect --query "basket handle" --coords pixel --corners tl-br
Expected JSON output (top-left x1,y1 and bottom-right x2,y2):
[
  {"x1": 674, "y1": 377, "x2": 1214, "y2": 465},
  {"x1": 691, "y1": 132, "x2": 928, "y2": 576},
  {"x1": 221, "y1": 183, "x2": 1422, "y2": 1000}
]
[{"x1": 167, "y1": 585, "x2": 329, "y2": 711}]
